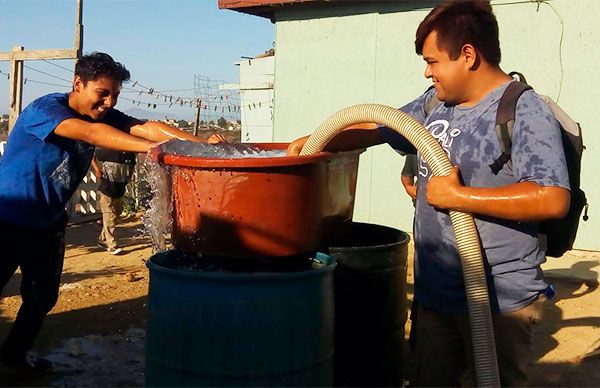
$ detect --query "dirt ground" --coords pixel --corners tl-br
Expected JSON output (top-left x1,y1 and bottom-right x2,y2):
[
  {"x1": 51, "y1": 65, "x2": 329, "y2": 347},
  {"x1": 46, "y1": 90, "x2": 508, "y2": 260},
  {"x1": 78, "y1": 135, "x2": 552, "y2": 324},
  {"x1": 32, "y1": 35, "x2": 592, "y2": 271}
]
[{"x1": 1, "y1": 215, "x2": 600, "y2": 386}]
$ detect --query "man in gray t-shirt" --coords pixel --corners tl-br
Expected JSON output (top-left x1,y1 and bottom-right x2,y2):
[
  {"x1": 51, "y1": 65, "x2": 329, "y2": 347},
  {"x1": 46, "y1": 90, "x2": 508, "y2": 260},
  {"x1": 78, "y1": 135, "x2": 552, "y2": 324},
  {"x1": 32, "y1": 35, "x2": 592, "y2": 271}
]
[
  {"x1": 288, "y1": 1, "x2": 570, "y2": 385},
  {"x1": 386, "y1": 82, "x2": 568, "y2": 316}
]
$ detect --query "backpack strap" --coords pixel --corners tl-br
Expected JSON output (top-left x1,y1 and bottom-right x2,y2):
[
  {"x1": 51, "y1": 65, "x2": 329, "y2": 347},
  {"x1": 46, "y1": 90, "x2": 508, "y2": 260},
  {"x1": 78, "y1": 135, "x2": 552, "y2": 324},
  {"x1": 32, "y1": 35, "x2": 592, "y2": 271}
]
[
  {"x1": 489, "y1": 81, "x2": 533, "y2": 175},
  {"x1": 508, "y1": 71, "x2": 528, "y2": 85}
]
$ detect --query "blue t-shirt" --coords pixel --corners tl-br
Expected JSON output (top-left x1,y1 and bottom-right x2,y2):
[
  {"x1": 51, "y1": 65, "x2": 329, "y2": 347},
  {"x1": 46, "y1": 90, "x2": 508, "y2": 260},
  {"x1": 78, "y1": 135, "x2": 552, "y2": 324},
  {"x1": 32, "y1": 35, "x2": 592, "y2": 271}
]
[
  {"x1": 382, "y1": 81, "x2": 570, "y2": 314},
  {"x1": 0, "y1": 93, "x2": 134, "y2": 229}
]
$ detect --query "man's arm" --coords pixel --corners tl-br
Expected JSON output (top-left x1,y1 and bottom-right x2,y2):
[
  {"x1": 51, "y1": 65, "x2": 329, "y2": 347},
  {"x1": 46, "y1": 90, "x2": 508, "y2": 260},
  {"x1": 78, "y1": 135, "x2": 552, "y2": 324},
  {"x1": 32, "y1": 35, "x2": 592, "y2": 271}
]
[
  {"x1": 427, "y1": 167, "x2": 570, "y2": 221},
  {"x1": 55, "y1": 118, "x2": 156, "y2": 153},
  {"x1": 129, "y1": 121, "x2": 225, "y2": 144},
  {"x1": 287, "y1": 123, "x2": 384, "y2": 156}
]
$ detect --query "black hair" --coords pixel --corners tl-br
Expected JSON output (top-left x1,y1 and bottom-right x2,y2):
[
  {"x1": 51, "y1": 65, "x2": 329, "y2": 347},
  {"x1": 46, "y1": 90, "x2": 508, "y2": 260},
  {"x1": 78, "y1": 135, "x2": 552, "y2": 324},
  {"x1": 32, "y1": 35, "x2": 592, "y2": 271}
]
[
  {"x1": 75, "y1": 52, "x2": 131, "y2": 84},
  {"x1": 415, "y1": 1, "x2": 501, "y2": 66}
]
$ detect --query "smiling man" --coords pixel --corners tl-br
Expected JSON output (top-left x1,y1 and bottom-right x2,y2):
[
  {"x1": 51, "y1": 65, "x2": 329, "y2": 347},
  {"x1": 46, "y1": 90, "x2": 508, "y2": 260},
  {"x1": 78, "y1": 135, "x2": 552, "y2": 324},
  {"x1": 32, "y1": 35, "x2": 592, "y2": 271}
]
[
  {"x1": 0, "y1": 52, "x2": 223, "y2": 375},
  {"x1": 288, "y1": 1, "x2": 570, "y2": 385}
]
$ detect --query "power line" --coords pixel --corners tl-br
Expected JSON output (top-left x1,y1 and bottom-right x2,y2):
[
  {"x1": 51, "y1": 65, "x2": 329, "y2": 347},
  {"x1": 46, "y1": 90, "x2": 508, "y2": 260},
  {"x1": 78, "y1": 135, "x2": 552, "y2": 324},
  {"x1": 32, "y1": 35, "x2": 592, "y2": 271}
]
[
  {"x1": 26, "y1": 79, "x2": 71, "y2": 88},
  {"x1": 5, "y1": 65, "x2": 256, "y2": 120},
  {"x1": 128, "y1": 80, "x2": 151, "y2": 91},
  {"x1": 155, "y1": 87, "x2": 195, "y2": 93},
  {"x1": 24, "y1": 65, "x2": 72, "y2": 84},
  {"x1": 121, "y1": 76, "x2": 244, "y2": 121},
  {"x1": 118, "y1": 93, "x2": 252, "y2": 112},
  {"x1": 42, "y1": 59, "x2": 74, "y2": 74}
]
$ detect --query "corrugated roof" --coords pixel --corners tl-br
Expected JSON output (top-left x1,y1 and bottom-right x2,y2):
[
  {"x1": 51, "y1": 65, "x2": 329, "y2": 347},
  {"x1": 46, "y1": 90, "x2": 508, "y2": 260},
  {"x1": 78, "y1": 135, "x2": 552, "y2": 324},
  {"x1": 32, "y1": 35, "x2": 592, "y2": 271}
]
[
  {"x1": 218, "y1": 0, "x2": 340, "y2": 19},
  {"x1": 254, "y1": 48, "x2": 275, "y2": 58}
]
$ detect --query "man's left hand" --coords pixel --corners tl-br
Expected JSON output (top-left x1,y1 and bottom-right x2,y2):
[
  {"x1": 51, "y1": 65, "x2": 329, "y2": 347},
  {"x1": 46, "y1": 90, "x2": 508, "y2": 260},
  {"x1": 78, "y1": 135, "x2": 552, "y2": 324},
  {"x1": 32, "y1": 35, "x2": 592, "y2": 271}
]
[{"x1": 426, "y1": 166, "x2": 463, "y2": 210}]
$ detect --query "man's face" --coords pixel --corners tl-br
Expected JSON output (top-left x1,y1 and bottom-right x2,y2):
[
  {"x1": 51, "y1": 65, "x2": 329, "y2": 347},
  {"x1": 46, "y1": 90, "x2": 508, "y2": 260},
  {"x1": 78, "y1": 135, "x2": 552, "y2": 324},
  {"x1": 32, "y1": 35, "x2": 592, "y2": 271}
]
[
  {"x1": 73, "y1": 76, "x2": 121, "y2": 121},
  {"x1": 422, "y1": 31, "x2": 467, "y2": 104}
]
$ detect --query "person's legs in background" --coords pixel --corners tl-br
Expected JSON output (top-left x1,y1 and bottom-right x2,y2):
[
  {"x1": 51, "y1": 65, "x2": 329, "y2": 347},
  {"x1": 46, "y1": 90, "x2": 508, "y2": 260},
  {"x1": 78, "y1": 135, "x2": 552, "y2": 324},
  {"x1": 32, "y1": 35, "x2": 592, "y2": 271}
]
[{"x1": 98, "y1": 193, "x2": 124, "y2": 254}]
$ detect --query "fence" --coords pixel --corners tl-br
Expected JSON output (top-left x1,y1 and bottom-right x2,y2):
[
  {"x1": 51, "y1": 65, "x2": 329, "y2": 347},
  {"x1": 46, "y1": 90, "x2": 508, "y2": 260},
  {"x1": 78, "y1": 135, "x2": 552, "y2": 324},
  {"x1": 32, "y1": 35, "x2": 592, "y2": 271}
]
[{"x1": 70, "y1": 170, "x2": 100, "y2": 215}]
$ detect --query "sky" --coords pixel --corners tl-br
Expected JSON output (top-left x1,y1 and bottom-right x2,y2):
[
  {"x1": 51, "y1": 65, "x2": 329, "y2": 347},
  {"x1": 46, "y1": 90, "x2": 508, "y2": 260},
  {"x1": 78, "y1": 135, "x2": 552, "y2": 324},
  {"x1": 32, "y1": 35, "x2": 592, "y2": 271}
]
[{"x1": 0, "y1": 0, "x2": 275, "y2": 120}]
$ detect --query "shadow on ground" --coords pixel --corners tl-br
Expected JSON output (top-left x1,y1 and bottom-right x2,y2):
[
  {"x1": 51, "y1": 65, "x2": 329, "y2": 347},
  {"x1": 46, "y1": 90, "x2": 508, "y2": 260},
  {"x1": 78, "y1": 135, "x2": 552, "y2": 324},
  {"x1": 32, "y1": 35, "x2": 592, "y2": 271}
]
[{"x1": 65, "y1": 217, "x2": 149, "y2": 256}]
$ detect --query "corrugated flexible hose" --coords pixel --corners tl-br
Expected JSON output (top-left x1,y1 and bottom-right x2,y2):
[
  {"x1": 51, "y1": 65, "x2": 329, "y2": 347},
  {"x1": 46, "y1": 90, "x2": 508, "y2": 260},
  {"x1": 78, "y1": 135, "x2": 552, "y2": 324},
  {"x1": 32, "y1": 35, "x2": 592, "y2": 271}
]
[{"x1": 300, "y1": 103, "x2": 500, "y2": 387}]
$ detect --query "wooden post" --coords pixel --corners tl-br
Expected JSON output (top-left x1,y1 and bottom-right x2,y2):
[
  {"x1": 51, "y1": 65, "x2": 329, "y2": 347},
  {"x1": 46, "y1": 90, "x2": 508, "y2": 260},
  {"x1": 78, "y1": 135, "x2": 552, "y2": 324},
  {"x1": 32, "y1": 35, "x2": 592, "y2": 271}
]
[
  {"x1": 1, "y1": 0, "x2": 85, "y2": 217},
  {"x1": 193, "y1": 99, "x2": 201, "y2": 136},
  {"x1": 8, "y1": 46, "x2": 24, "y2": 133},
  {"x1": 2, "y1": 0, "x2": 82, "y2": 132},
  {"x1": 74, "y1": 0, "x2": 83, "y2": 59}
]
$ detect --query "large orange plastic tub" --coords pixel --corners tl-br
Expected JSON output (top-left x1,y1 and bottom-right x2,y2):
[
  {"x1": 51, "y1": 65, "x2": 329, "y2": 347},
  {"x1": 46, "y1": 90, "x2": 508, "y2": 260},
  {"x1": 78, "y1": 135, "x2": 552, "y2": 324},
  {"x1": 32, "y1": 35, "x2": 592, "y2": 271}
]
[{"x1": 152, "y1": 143, "x2": 362, "y2": 257}]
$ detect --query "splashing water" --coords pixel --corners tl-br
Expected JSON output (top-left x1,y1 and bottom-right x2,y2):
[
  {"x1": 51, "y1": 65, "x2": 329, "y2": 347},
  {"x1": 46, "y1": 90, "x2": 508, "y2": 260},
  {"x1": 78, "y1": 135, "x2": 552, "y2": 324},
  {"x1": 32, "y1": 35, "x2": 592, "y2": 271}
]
[
  {"x1": 140, "y1": 140, "x2": 287, "y2": 252},
  {"x1": 140, "y1": 154, "x2": 172, "y2": 253},
  {"x1": 160, "y1": 139, "x2": 287, "y2": 159}
]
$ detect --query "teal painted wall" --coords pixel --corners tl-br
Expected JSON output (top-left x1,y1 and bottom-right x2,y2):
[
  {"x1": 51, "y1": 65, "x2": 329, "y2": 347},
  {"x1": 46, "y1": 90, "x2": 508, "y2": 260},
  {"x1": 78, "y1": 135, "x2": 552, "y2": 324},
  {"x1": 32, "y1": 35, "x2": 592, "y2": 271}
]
[{"x1": 272, "y1": 0, "x2": 600, "y2": 250}]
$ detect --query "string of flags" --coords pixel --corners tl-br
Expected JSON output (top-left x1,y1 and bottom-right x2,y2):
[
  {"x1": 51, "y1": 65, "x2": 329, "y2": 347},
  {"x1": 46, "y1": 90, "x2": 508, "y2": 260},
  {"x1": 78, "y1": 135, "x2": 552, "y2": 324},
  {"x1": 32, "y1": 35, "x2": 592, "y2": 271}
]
[
  {"x1": 119, "y1": 95, "x2": 272, "y2": 113},
  {"x1": 123, "y1": 79, "x2": 224, "y2": 106},
  {"x1": 1, "y1": 64, "x2": 273, "y2": 116},
  {"x1": 121, "y1": 78, "x2": 245, "y2": 113},
  {"x1": 122, "y1": 78, "x2": 272, "y2": 112}
]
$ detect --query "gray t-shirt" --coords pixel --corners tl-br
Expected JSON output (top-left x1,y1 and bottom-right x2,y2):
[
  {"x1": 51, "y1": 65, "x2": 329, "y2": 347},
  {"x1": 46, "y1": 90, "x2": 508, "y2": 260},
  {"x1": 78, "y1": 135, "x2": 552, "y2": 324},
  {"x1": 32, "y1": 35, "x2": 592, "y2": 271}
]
[
  {"x1": 401, "y1": 154, "x2": 418, "y2": 178},
  {"x1": 382, "y1": 81, "x2": 569, "y2": 314}
]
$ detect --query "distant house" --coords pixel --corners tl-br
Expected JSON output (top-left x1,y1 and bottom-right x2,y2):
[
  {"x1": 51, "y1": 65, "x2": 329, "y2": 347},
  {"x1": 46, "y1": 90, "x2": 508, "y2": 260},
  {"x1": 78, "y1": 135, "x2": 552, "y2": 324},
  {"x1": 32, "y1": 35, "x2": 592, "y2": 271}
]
[
  {"x1": 222, "y1": 50, "x2": 275, "y2": 143},
  {"x1": 220, "y1": 0, "x2": 599, "y2": 251},
  {"x1": 161, "y1": 118, "x2": 180, "y2": 128},
  {"x1": 239, "y1": 50, "x2": 274, "y2": 143}
]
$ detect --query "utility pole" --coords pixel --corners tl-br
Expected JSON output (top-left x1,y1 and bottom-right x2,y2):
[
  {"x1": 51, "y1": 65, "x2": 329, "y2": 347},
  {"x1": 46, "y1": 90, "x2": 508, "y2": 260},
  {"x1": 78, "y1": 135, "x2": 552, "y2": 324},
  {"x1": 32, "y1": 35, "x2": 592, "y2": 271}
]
[
  {"x1": 1, "y1": 0, "x2": 83, "y2": 133},
  {"x1": 193, "y1": 98, "x2": 201, "y2": 136},
  {"x1": 74, "y1": 0, "x2": 84, "y2": 60},
  {"x1": 7, "y1": 46, "x2": 24, "y2": 132}
]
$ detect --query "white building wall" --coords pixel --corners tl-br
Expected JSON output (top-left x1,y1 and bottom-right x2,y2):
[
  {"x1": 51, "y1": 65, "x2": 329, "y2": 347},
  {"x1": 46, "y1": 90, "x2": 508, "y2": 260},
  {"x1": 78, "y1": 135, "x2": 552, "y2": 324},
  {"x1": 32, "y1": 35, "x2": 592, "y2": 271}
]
[
  {"x1": 239, "y1": 55, "x2": 275, "y2": 143},
  {"x1": 271, "y1": 0, "x2": 600, "y2": 250}
]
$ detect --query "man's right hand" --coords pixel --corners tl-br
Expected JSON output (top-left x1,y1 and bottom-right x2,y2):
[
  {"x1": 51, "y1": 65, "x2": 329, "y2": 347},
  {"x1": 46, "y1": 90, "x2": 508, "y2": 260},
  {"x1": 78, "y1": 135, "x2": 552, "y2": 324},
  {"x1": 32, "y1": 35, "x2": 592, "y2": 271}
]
[
  {"x1": 286, "y1": 136, "x2": 309, "y2": 156},
  {"x1": 286, "y1": 122, "x2": 381, "y2": 156}
]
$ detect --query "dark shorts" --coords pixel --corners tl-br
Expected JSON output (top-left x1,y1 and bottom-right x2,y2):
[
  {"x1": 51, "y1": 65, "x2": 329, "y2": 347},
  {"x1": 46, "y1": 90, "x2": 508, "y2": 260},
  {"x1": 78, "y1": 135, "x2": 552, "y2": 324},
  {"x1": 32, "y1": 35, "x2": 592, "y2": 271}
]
[
  {"x1": 0, "y1": 213, "x2": 68, "y2": 357},
  {"x1": 411, "y1": 296, "x2": 546, "y2": 387}
]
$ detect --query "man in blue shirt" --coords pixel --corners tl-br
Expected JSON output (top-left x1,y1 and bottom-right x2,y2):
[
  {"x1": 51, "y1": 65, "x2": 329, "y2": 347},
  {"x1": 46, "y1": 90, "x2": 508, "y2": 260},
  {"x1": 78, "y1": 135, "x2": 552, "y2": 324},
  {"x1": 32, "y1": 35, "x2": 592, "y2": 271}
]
[
  {"x1": 288, "y1": 1, "x2": 570, "y2": 385},
  {"x1": 0, "y1": 52, "x2": 223, "y2": 374}
]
